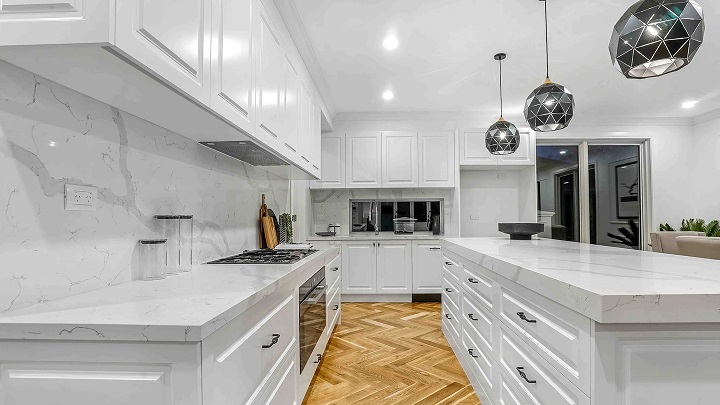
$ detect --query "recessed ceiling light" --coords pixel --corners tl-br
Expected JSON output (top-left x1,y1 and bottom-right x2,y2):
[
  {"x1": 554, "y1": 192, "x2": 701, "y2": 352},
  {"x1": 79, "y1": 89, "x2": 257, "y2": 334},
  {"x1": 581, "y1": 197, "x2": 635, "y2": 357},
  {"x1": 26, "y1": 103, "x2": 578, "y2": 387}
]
[
  {"x1": 382, "y1": 90, "x2": 394, "y2": 101},
  {"x1": 382, "y1": 34, "x2": 399, "y2": 51},
  {"x1": 48, "y1": 141, "x2": 56, "y2": 147},
  {"x1": 682, "y1": 100, "x2": 699, "y2": 109},
  {"x1": 559, "y1": 150, "x2": 567, "y2": 155}
]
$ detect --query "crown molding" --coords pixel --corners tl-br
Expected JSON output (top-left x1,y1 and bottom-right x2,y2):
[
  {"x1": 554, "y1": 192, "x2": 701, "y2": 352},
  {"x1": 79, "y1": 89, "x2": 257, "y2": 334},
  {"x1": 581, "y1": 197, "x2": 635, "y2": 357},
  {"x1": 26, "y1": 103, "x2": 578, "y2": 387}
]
[
  {"x1": 274, "y1": 0, "x2": 337, "y2": 125},
  {"x1": 692, "y1": 108, "x2": 720, "y2": 125}
]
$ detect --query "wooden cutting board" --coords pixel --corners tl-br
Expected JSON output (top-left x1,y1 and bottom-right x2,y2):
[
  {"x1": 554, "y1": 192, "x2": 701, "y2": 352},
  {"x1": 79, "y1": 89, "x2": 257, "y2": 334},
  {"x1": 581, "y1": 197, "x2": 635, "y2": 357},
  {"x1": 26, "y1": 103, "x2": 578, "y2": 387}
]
[{"x1": 259, "y1": 194, "x2": 278, "y2": 249}]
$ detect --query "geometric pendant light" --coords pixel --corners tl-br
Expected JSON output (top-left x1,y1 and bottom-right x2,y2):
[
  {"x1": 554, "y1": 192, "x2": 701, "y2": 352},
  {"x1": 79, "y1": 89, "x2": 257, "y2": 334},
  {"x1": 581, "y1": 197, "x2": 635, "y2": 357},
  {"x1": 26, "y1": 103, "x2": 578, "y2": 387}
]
[
  {"x1": 486, "y1": 53, "x2": 521, "y2": 156},
  {"x1": 524, "y1": 0, "x2": 575, "y2": 132},
  {"x1": 609, "y1": 0, "x2": 705, "y2": 79}
]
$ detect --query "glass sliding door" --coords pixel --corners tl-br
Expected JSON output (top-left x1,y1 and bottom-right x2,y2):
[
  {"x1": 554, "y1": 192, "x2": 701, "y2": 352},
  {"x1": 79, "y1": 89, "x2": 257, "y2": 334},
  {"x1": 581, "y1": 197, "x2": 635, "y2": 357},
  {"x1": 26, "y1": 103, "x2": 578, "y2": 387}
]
[
  {"x1": 536, "y1": 146, "x2": 580, "y2": 242},
  {"x1": 588, "y1": 145, "x2": 642, "y2": 249}
]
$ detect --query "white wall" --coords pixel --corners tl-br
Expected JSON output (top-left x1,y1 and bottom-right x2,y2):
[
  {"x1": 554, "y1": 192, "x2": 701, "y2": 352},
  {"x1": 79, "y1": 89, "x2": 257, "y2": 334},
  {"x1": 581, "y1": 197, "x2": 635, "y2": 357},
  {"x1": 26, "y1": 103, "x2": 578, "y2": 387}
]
[
  {"x1": 0, "y1": 61, "x2": 289, "y2": 313},
  {"x1": 690, "y1": 113, "x2": 720, "y2": 221}
]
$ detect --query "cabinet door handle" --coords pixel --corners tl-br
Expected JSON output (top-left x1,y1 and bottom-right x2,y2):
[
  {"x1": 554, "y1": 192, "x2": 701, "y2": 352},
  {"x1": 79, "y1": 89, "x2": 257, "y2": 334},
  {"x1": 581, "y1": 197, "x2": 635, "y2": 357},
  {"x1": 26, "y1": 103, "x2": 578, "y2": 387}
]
[
  {"x1": 262, "y1": 333, "x2": 281, "y2": 349},
  {"x1": 467, "y1": 278, "x2": 479, "y2": 284},
  {"x1": 333, "y1": 305, "x2": 339, "y2": 311},
  {"x1": 430, "y1": 247, "x2": 441, "y2": 250},
  {"x1": 516, "y1": 312, "x2": 537, "y2": 323},
  {"x1": 445, "y1": 288, "x2": 453, "y2": 293},
  {"x1": 331, "y1": 267, "x2": 339, "y2": 272},
  {"x1": 313, "y1": 354, "x2": 322, "y2": 364},
  {"x1": 516, "y1": 367, "x2": 537, "y2": 384},
  {"x1": 445, "y1": 313, "x2": 453, "y2": 320},
  {"x1": 468, "y1": 314, "x2": 478, "y2": 321},
  {"x1": 445, "y1": 261, "x2": 453, "y2": 266},
  {"x1": 468, "y1": 349, "x2": 479, "y2": 358}
]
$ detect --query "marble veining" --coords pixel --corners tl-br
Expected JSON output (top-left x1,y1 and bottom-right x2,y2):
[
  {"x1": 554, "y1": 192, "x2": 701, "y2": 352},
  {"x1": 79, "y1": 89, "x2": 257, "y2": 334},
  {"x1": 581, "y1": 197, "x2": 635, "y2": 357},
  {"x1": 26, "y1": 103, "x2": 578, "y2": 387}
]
[
  {"x1": 0, "y1": 60, "x2": 289, "y2": 313},
  {"x1": 444, "y1": 237, "x2": 720, "y2": 323},
  {"x1": 0, "y1": 248, "x2": 338, "y2": 342}
]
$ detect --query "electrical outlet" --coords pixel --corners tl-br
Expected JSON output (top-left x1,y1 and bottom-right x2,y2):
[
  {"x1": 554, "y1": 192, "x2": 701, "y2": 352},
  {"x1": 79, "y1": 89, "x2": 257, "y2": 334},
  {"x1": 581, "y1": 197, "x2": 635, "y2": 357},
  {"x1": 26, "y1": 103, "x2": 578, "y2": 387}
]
[
  {"x1": 470, "y1": 214, "x2": 480, "y2": 220},
  {"x1": 65, "y1": 184, "x2": 98, "y2": 211}
]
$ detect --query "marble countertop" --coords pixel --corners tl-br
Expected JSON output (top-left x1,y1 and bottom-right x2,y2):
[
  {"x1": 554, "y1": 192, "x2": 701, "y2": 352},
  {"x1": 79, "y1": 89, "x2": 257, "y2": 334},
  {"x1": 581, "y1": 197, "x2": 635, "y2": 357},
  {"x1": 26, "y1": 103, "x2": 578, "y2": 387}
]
[
  {"x1": 0, "y1": 248, "x2": 339, "y2": 342},
  {"x1": 308, "y1": 232, "x2": 442, "y2": 241},
  {"x1": 443, "y1": 238, "x2": 720, "y2": 323}
]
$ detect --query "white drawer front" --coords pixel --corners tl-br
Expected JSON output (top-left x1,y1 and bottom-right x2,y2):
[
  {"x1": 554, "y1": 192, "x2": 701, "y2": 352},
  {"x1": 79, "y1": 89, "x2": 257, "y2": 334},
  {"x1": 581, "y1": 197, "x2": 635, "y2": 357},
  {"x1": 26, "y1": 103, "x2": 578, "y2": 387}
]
[
  {"x1": 462, "y1": 293, "x2": 495, "y2": 355},
  {"x1": 462, "y1": 326, "x2": 495, "y2": 395},
  {"x1": 499, "y1": 286, "x2": 591, "y2": 395},
  {"x1": 326, "y1": 255, "x2": 341, "y2": 290},
  {"x1": 442, "y1": 302, "x2": 461, "y2": 341},
  {"x1": 498, "y1": 368, "x2": 530, "y2": 405},
  {"x1": 442, "y1": 274, "x2": 461, "y2": 311},
  {"x1": 262, "y1": 355, "x2": 297, "y2": 405},
  {"x1": 326, "y1": 286, "x2": 341, "y2": 336},
  {"x1": 499, "y1": 324, "x2": 590, "y2": 405},
  {"x1": 462, "y1": 263, "x2": 493, "y2": 311},
  {"x1": 442, "y1": 256, "x2": 461, "y2": 281}
]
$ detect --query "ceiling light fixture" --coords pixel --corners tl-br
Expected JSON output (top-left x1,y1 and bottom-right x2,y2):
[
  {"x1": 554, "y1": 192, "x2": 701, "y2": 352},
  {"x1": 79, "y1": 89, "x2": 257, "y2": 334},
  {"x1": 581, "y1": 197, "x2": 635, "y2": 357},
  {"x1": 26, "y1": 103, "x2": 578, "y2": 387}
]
[
  {"x1": 610, "y1": 0, "x2": 705, "y2": 79},
  {"x1": 382, "y1": 90, "x2": 394, "y2": 101},
  {"x1": 682, "y1": 100, "x2": 699, "y2": 109},
  {"x1": 524, "y1": 0, "x2": 575, "y2": 132},
  {"x1": 382, "y1": 34, "x2": 399, "y2": 51},
  {"x1": 486, "y1": 53, "x2": 520, "y2": 156}
]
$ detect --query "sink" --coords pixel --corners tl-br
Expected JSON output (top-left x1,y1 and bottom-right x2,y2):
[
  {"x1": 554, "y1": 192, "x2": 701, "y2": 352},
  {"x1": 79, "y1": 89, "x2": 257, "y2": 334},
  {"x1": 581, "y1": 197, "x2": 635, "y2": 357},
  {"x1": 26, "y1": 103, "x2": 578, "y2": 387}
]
[{"x1": 498, "y1": 223, "x2": 544, "y2": 240}]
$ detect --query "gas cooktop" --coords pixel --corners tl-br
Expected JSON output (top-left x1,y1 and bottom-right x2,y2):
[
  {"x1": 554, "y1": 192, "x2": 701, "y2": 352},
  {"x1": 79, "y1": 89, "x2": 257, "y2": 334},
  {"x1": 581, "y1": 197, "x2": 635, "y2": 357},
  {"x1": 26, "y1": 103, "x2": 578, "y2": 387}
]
[{"x1": 206, "y1": 249, "x2": 318, "y2": 265}]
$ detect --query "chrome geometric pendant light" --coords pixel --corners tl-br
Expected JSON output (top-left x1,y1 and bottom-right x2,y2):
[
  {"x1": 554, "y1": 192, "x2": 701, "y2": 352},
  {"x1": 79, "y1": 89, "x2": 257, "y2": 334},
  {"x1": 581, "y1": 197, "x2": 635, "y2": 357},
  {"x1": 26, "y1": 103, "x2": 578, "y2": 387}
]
[
  {"x1": 610, "y1": 0, "x2": 704, "y2": 79},
  {"x1": 486, "y1": 53, "x2": 520, "y2": 156},
  {"x1": 524, "y1": 0, "x2": 575, "y2": 132}
]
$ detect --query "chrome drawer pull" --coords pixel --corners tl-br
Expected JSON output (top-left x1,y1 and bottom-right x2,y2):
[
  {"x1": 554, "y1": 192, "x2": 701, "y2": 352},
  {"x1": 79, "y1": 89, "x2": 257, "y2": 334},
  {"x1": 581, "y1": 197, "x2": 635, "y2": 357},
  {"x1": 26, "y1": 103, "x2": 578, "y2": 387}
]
[
  {"x1": 467, "y1": 278, "x2": 479, "y2": 284},
  {"x1": 445, "y1": 288, "x2": 453, "y2": 293},
  {"x1": 468, "y1": 349, "x2": 479, "y2": 358},
  {"x1": 445, "y1": 313, "x2": 453, "y2": 320},
  {"x1": 516, "y1": 312, "x2": 537, "y2": 323},
  {"x1": 313, "y1": 354, "x2": 322, "y2": 364},
  {"x1": 468, "y1": 314, "x2": 478, "y2": 321},
  {"x1": 516, "y1": 367, "x2": 537, "y2": 384},
  {"x1": 262, "y1": 333, "x2": 280, "y2": 349}
]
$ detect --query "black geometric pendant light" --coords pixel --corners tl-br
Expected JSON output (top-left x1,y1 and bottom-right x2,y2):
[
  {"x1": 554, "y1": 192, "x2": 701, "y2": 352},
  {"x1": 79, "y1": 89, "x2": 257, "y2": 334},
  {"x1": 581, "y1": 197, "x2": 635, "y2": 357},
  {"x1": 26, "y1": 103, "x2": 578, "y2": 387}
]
[
  {"x1": 486, "y1": 53, "x2": 520, "y2": 156},
  {"x1": 524, "y1": 0, "x2": 575, "y2": 132},
  {"x1": 610, "y1": 0, "x2": 705, "y2": 79}
]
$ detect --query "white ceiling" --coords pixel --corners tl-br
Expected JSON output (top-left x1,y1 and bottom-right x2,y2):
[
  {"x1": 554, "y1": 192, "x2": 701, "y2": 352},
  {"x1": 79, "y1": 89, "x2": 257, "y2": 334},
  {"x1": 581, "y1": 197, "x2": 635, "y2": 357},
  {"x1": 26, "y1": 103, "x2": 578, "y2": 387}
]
[{"x1": 293, "y1": 0, "x2": 720, "y2": 119}]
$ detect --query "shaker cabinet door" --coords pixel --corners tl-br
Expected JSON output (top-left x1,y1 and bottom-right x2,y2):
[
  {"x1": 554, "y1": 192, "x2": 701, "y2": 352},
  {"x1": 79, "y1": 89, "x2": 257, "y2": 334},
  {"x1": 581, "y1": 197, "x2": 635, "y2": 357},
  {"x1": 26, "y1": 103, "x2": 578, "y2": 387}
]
[
  {"x1": 342, "y1": 242, "x2": 376, "y2": 294},
  {"x1": 346, "y1": 132, "x2": 382, "y2": 188},
  {"x1": 381, "y1": 132, "x2": 418, "y2": 188},
  {"x1": 419, "y1": 132, "x2": 455, "y2": 187},
  {"x1": 376, "y1": 242, "x2": 412, "y2": 294}
]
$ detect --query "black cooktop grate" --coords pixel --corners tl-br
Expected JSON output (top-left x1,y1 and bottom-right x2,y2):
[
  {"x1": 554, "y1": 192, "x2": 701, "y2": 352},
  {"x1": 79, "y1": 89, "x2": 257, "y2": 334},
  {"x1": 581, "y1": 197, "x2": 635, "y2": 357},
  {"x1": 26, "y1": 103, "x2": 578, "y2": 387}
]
[{"x1": 207, "y1": 249, "x2": 318, "y2": 265}]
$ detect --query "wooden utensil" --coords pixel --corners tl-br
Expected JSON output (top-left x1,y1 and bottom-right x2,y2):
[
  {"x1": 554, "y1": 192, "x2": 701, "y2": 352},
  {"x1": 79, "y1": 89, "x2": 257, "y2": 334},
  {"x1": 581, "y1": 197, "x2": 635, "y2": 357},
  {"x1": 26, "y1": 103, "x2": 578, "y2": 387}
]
[{"x1": 260, "y1": 194, "x2": 278, "y2": 249}]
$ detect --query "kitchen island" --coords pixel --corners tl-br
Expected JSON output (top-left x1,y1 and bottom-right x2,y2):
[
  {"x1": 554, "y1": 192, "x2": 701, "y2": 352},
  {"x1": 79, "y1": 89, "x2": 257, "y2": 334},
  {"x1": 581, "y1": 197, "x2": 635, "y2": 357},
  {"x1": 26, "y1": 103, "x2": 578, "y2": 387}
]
[{"x1": 441, "y1": 237, "x2": 720, "y2": 405}]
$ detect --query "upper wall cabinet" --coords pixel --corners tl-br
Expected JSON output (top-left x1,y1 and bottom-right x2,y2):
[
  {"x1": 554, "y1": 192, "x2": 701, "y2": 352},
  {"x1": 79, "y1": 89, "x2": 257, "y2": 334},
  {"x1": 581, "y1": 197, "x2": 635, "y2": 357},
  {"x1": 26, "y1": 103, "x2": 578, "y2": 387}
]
[
  {"x1": 460, "y1": 129, "x2": 536, "y2": 169},
  {"x1": 210, "y1": 0, "x2": 254, "y2": 135},
  {"x1": 116, "y1": 0, "x2": 211, "y2": 103},
  {"x1": 419, "y1": 132, "x2": 455, "y2": 188},
  {"x1": 382, "y1": 132, "x2": 418, "y2": 188},
  {"x1": 0, "y1": 0, "x2": 326, "y2": 180},
  {"x1": 346, "y1": 132, "x2": 383, "y2": 188},
  {"x1": 311, "y1": 133, "x2": 345, "y2": 189}
]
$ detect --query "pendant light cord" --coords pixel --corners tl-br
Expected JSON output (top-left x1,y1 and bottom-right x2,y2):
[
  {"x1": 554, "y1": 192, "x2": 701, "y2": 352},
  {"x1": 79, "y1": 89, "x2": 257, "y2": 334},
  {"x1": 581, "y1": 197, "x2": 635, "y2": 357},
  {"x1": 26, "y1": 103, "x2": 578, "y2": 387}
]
[
  {"x1": 499, "y1": 57, "x2": 503, "y2": 118},
  {"x1": 543, "y1": 0, "x2": 550, "y2": 79}
]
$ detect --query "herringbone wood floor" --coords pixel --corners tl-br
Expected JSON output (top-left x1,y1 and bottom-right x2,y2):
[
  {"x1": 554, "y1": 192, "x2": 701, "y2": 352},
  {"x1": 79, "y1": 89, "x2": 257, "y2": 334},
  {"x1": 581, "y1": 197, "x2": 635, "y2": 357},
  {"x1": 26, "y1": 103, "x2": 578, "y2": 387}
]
[{"x1": 302, "y1": 303, "x2": 481, "y2": 405}]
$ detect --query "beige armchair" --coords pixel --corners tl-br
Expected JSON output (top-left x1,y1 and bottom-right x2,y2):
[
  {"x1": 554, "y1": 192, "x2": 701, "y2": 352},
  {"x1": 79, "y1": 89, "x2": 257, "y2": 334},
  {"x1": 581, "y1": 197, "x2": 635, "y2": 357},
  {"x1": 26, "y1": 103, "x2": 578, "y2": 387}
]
[
  {"x1": 649, "y1": 232, "x2": 704, "y2": 254},
  {"x1": 676, "y1": 236, "x2": 720, "y2": 260}
]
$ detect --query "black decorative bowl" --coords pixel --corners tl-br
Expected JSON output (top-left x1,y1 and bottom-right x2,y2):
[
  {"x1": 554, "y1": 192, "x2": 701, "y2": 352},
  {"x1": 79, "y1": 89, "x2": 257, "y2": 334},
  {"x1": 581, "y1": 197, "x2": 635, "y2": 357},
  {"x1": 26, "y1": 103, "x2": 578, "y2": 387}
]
[
  {"x1": 315, "y1": 232, "x2": 336, "y2": 237},
  {"x1": 498, "y1": 223, "x2": 544, "y2": 240}
]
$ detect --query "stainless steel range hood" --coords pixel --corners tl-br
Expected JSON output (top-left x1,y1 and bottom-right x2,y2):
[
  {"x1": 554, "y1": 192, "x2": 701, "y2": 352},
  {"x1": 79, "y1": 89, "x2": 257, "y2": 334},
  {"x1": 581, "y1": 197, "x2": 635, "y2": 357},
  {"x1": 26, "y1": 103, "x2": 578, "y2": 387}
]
[{"x1": 199, "y1": 141, "x2": 289, "y2": 167}]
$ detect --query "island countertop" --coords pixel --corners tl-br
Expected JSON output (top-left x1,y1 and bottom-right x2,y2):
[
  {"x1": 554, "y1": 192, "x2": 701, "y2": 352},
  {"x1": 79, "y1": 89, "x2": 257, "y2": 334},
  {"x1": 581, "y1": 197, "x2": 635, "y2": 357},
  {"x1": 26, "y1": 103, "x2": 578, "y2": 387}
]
[
  {"x1": 0, "y1": 247, "x2": 339, "y2": 342},
  {"x1": 443, "y1": 237, "x2": 720, "y2": 323}
]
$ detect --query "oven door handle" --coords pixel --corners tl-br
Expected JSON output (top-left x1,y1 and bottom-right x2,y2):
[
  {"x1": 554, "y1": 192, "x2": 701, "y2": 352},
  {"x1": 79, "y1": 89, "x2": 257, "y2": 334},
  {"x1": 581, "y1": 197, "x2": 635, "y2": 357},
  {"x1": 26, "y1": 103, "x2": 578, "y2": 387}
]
[{"x1": 302, "y1": 284, "x2": 326, "y2": 305}]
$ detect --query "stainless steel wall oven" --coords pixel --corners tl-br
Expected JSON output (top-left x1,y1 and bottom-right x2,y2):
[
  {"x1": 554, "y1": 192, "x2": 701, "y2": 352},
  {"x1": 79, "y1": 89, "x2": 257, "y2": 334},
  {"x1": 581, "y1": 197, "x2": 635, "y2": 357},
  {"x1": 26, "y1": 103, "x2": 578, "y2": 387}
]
[{"x1": 299, "y1": 268, "x2": 326, "y2": 373}]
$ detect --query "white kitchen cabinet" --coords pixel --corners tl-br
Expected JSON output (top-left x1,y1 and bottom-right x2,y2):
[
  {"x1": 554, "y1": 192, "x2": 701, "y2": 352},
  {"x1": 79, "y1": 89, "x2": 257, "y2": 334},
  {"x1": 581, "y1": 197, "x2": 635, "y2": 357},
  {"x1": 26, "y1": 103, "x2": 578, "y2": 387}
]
[
  {"x1": 419, "y1": 131, "x2": 455, "y2": 187},
  {"x1": 311, "y1": 133, "x2": 345, "y2": 189},
  {"x1": 310, "y1": 98, "x2": 322, "y2": 172},
  {"x1": 412, "y1": 242, "x2": 443, "y2": 294},
  {"x1": 381, "y1": 132, "x2": 418, "y2": 188},
  {"x1": 342, "y1": 242, "x2": 377, "y2": 294},
  {"x1": 0, "y1": 1, "x2": 112, "y2": 45},
  {"x1": 115, "y1": 0, "x2": 211, "y2": 103},
  {"x1": 283, "y1": 57, "x2": 300, "y2": 154},
  {"x1": 210, "y1": 0, "x2": 254, "y2": 134},
  {"x1": 460, "y1": 129, "x2": 535, "y2": 168},
  {"x1": 298, "y1": 84, "x2": 312, "y2": 165},
  {"x1": 346, "y1": 132, "x2": 382, "y2": 188},
  {"x1": 256, "y1": 11, "x2": 285, "y2": 144},
  {"x1": 376, "y1": 241, "x2": 413, "y2": 294}
]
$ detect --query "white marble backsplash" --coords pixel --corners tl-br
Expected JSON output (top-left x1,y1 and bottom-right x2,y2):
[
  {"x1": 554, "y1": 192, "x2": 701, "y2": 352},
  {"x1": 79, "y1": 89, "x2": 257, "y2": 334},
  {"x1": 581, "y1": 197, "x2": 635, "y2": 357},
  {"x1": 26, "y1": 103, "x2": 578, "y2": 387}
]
[
  {"x1": 0, "y1": 60, "x2": 289, "y2": 313},
  {"x1": 311, "y1": 188, "x2": 455, "y2": 236}
]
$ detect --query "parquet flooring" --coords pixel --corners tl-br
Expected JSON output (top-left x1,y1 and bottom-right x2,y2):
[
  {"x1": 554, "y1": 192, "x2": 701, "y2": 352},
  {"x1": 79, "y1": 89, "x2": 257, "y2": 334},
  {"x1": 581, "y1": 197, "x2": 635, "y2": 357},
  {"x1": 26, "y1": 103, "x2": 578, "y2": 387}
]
[{"x1": 302, "y1": 302, "x2": 481, "y2": 405}]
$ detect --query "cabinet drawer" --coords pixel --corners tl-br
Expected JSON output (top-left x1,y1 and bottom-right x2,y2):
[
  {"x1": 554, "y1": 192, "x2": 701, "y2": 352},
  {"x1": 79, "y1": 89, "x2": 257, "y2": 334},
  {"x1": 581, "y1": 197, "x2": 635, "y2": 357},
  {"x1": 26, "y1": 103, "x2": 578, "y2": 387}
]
[
  {"x1": 260, "y1": 353, "x2": 297, "y2": 405},
  {"x1": 498, "y1": 324, "x2": 590, "y2": 405},
  {"x1": 442, "y1": 256, "x2": 461, "y2": 281},
  {"x1": 204, "y1": 295, "x2": 295, "y2": 405},
  {"x1": 442, "y1": 274, "x2": 461, "y2": 311},
  {"x1": 498, "y1": 368, "x2": 531, "y2": 405},
  {"x1": 461, "y1": 262, "x2": 493, "y2": 311},
  {"x1": 326, "y1": 286, "x2": 341, "y2": 336},
  {"x1": 442, "y1": 302, "x2": 461, "y2": 341},
  {"x1": 461, "y1": 326, "x2": 495, "y2": 395},
  {"x1": 499, "y1": 285, "x2": 591, "y2": 395},
  {"x1": 461, "y1": 293, "x2": 495, "y2": 355},
  {"x1": 326, "y1": 255, "x2": 341, "y2": 289}
]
